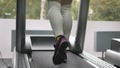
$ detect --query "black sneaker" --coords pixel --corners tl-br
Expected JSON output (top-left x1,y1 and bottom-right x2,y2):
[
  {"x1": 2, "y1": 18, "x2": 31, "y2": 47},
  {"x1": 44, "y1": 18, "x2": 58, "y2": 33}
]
[
  {"x1": 53, "y1": 35, "x2": 69, "y2": 65},
  {"x1": 53, "y1": 44, "x2": 67, "y2": 63}
]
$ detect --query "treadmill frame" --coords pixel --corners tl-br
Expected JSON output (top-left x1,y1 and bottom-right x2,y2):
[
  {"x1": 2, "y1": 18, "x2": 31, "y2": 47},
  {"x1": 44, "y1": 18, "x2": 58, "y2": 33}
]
[
  {"x1": 16, "y1": 0, "x2": 90, "y2": 54},
  {"x1": 14, "y1": 0, "x2": 116, "y2": 68}
]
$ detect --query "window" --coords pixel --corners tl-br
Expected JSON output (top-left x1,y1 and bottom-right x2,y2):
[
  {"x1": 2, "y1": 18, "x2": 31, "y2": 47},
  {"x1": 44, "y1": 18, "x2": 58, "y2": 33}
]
[
  {"x1": 1, "y1": 0, "x2": 120, "y2": 21},
  {"x1": 89, "y1": 0, "x2": 120, "y2": 21}
]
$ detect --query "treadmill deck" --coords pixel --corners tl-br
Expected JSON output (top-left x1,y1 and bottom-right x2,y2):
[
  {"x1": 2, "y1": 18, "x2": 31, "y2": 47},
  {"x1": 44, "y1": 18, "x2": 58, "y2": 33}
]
[{"x1": 30, "y1": 51, "x2": 95, "y2": 68}]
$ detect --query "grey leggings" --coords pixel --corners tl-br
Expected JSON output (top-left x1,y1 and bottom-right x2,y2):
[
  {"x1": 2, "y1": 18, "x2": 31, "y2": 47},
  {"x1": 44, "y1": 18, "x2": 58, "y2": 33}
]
[{"x1": 48, "y1": 1, "x2": 72, "y2": 40}]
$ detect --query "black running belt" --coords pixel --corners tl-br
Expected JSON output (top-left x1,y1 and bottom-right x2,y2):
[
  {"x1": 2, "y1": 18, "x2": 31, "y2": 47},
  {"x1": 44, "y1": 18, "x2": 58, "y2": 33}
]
[{"x1": 31, "y1": 51, "x2": 95, "y2": 68}]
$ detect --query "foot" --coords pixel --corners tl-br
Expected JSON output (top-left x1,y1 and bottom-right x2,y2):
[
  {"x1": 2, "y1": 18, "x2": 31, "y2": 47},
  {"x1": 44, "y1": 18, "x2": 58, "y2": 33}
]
[{"x1": 53, "y1": 35, "x2": 69, "y2": 65}]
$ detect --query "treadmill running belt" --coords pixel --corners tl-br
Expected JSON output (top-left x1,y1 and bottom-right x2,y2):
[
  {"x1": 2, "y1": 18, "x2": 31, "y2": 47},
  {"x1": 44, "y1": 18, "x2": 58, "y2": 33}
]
[{"x1": 31, "y1": 51, "x2": 95, "y2": 68}]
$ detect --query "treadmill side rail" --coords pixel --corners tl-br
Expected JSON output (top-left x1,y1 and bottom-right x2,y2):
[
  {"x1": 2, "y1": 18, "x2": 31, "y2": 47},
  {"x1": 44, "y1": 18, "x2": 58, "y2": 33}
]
[
  {"x1": 13, "y1": 48, "x2": 30, "y2": 68},
  {"x1": 81, "y1": 51, "x2": 117, "y2": 68}
]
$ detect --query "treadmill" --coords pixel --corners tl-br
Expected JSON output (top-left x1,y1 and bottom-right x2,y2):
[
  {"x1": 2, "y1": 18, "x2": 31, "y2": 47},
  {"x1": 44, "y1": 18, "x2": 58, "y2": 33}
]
[{"x1": 12, "y1": 0, "x2": 117, "y2": 68}]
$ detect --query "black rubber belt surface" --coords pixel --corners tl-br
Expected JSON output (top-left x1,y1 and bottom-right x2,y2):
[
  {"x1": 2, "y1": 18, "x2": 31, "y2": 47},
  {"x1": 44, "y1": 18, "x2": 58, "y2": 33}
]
[{"x1": 30, "y1": 51, "x2": 94, "y2": 68}]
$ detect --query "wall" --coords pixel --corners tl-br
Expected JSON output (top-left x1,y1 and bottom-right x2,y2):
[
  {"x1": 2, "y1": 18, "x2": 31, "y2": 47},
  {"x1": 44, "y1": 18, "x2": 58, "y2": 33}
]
[{"x1": 0, "y1": 19, "x2": 120, "y2": 58}]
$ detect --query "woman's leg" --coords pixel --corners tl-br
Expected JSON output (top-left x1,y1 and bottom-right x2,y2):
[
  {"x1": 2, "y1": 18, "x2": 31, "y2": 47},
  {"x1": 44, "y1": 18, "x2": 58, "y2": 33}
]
[
  {"x1": 48, "y1": 0, "x2": 72, "y2": 65},
  {"x1": 48, "y1": 1, "x2": 64, "y2": 37},
  {"x1": 61, "y1": 3, "x2": 72, "y2": 40},
  {"x1": 48, "y1": 1, "x2": 68, "y2": 65}
]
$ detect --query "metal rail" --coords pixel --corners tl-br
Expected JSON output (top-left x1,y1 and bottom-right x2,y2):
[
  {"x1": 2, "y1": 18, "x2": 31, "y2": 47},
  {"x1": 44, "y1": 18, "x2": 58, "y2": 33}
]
[
  {"x1": 74, "y1": 0, "x2": 90, "y2": 53},
  {"x1": 16, "y1": 0, "x2": 26, "y2": 53}
]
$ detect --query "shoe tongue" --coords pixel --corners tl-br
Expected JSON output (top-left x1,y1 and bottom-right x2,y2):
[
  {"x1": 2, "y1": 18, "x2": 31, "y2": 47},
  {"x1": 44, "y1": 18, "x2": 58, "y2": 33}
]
[
  {"x1": 56, "y1": 37, "x2": 61, "y2": 41},
  {"x1": 56, "y1": 35, "x2": 63, "y2": 41}
]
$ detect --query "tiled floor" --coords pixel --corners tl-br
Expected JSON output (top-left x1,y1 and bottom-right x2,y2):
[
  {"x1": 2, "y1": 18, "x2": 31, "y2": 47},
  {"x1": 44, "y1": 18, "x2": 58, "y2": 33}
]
[{"x1": 0, "y1": 59, "x2": 12, "y2": 68}]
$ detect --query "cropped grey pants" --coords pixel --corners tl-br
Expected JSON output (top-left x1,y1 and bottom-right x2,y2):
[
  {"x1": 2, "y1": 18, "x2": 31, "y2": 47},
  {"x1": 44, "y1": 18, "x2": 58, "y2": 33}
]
[{"x1": 48, "y1": 1, "x2": 72, "y2": 40}]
